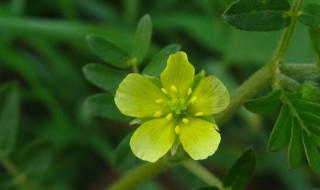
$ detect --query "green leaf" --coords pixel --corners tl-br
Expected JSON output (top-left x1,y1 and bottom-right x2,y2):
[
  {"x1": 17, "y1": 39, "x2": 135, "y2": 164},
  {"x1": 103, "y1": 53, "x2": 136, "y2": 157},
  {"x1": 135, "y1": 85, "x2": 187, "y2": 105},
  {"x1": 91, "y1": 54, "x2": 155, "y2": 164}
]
[
  {"x1": 142, "y1": 44, "x2": 181, "y2": 77},
  {"x1": 298, "y1": 4, "x2": 320, "y2": 29},
  {"x1": 85, "y1": 93, "x2": 130, "y2": 121},
  {"x1": 292, "y1": 99, "x2": 320, "y2": 113},
  {"x1": 288, "y1": 117, "x2": 303, "y2": 169},
  {"x1": 132, "y1": 14, "x2": 152, "y2": 64},
  {"x1": 268, "y1": 104, "x2": 292, "y2": 151},
  {"x1": 87, "y1": 35, "x2": 131, "y2": 68},
  {"x1": 302, "y1": 130, "x2": 320, "y2": 174},
  {"x1": 244, "y1": 89, "x2": 282, "y2": 115},
  {"x1": 309, "y1": 29, "x2": 320, "y2": 66},
  {"x1": 223, "y1": 147, "x2": 255, "y2": 190},
  {"x1": 222, "y1": 0, "x2": 291, "y2": 31},
  {"x1": 0, "y1": 82, "x2": 19, "y2": 156},
  {"x1": 83, "y1": 63, "x2": 127, "y2": 92},
  {"x1": 113, "y1": 133, "x2": 142, "y2": 171}
]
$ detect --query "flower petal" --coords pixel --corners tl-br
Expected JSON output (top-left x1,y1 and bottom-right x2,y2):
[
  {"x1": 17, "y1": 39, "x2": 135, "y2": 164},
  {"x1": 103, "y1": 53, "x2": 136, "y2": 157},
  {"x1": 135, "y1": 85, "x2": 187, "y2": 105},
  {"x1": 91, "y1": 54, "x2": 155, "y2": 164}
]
[
  {"x1": 188, "y1": 76, "x2": 229, "y2": 116},
  {"x1": 179, "y1": 117, "x2": 221, "y2": 160},
  {"x1": 130, "y1": 118, "x2": 176, "y2": 162},
  {"x1": 160, "y1": 51, "x2": 195, "y2": 98},
  {"x1": 115, "y1": 73, "x2": 169, "y2": 118}
]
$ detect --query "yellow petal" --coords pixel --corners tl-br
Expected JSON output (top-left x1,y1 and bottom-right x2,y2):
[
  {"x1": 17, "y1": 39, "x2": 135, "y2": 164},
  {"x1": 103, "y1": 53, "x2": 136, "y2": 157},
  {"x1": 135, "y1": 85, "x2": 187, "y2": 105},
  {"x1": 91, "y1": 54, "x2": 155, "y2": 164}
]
[
  {"x1": 130, "y1": 118, "x2": 176, "y2": 162},
  {"x1": 179, "y1": 117, "x2": 221, "y2": 160},
  {"x1": 115, "y1": 73, "x2": 169, "y2": 118},
  {"x1": 160, "y1": 51, "x2": 195, "y2": 98},
  {"x1": 188, "y1": 76, "x2": 229, "y2": 115}
]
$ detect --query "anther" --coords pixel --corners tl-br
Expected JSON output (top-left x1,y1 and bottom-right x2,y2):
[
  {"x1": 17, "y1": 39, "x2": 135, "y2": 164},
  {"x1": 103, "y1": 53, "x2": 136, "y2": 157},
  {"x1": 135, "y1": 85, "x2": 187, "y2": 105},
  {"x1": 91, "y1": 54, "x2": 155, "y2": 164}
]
[
  {"x1": 195, "y1": 112, "x2": 204, "y2": 116},
  {"x1": 190, "y1": 96, "x2": 197, "y2": 103},
  {"x1": 171, "y1": 85, "x2": 178, "y2": 93},
  {"x1": 182, "y1": 118, "x2": 189, "y2": 124},
  {"x1": 166, "y1": 113, "x2": 173, "y2": 120},
  {"x1": 161, "y1": 88, "x2": 168, "y2": 95},
  {"x1": 154, "y1": 111, "x2": 163, "y2": 117},
  {"x1": 155, "y1": 99, "x2": 163, "y2": 103},
  {"x1": 187, "y1": 88, "x2": 192, "y2": 95},
  {"x1": 175, "y1": 125, "x2": 180, "y2": 134}
]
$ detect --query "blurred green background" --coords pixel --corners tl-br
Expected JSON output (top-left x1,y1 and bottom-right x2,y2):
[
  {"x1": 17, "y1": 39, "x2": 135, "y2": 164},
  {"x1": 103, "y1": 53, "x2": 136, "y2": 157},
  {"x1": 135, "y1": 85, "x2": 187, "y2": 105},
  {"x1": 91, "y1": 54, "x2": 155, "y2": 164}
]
[{"x1": 0, "y1": 0, "x2": 319, "y2": 189}]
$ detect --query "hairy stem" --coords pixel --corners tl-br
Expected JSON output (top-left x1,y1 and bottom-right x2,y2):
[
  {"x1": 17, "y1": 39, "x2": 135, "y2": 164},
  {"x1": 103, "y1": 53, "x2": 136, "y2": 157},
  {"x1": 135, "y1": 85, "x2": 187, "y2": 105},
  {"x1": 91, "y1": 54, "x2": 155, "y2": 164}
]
[
  {"x1": 183, "y1": 160, "x2": 224, "y2": 190},
  {"x1": 281, "y1": 63, "x2": 320, "y2": 82},
  {"x1": 0, "y1": 154, "x2": 38, "y2": 190}
]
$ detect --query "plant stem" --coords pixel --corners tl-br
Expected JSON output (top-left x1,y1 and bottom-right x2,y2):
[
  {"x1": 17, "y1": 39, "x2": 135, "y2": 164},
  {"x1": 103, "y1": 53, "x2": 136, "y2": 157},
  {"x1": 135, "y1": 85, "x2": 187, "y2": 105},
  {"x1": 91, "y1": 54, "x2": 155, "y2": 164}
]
[
  {"x1": 107, "y1": 159, "x2": 171, "y2": 190},
  {"x1": 0, "y1": 154, "x2": 38, "y2": 190},
  {"x1": 183, "y1": 160, "x2": 224, "y2": 190}
]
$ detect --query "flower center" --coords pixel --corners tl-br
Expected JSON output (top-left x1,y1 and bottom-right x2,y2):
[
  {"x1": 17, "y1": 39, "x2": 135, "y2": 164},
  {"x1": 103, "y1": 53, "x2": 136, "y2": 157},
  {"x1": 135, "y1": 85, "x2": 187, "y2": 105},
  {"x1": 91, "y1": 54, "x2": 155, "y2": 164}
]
[{"x1": 170, "y1": 98, "x2": 187, "y2": 115}]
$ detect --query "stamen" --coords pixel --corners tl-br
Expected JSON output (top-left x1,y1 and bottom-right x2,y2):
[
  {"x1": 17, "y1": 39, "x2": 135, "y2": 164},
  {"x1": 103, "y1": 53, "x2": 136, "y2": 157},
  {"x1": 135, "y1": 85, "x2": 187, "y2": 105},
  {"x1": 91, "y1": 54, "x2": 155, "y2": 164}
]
[
  {"x1": 154, "y1": 111, "x2": 163, "y2": 117},
  {"x1": 161, "y1": 88, "x2": 168, "y2": 95},
  {"x1": 182, "y1": 118, "x2": 189, "y2": 124},
  {"x1": 166, "y1": 113, "x2": 173, "y2": 120},
  {"x1": 190, "y1": 96, "x2": 197, "y2": 103},
  {"x1": 155, "y1": 99, "x2": 163, "y2": 103},
  {"x1": 171, "y1": 85, "x2": 178, "y2": 93},
  {"x1": 175, "y1": 125, "x2": 180, "y2": 134},
  {"x1": 187, "y1": 88, "x2": 192, "y2": 95},
  {"x1": 195, "y1": 112, "x2": 204, "y2": 116}
]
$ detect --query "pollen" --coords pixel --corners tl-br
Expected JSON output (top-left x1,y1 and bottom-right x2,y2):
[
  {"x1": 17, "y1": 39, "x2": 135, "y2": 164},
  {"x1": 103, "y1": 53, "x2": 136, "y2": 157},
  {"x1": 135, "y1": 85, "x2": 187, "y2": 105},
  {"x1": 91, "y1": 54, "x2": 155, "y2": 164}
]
[
  {"x1": 154, "y1": 111, "x2": 163, "y2": 117},
  {"x1": 155, "y1": 99, "x2": 163, "y2": 103},
  {"x1": 166, "y1": 113, "x2": 173, "y2": 120},
  {"x1": 171, "y1": 85, "x2": 178, "y2": 93},
  {"x1": 187, "y1": 88, "x2": 192, "y2": 95},
  {"x1": 161, "y1": 88, "x2": 168, "y2": 95},
  {"x1": 175, "y1": 125, "x2": 180, "y2": 134},
  {"x1": 182, "y1": 118, "x2": 189, "y2": 124},
  {"x1": 195, "y1": 112, "x2": 204, "y2": 116},
  {"x1": 190, "y1": 96, "x2": 197, "y2": 103}
]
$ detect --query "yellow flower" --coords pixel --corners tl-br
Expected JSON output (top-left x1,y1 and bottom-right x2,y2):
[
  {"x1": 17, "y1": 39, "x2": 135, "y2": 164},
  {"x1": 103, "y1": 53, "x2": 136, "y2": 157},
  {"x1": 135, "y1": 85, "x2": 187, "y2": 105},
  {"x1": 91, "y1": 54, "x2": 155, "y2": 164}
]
[{"x1": 115, "y1": 51, "x2": 230, "y2": 162}]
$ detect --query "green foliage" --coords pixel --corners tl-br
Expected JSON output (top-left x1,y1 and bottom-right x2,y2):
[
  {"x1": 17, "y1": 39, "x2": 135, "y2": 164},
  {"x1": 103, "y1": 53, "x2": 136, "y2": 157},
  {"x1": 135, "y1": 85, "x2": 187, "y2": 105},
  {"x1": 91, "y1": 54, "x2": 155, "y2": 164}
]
[
  {"x1": 244, "y1": 89, "x2": 282, "y2": 115},
  {"x1": 0, "y1": 82, "x2": 19, "y2": 156},
  {"x1": 132, "y1": 14, "x2": 152, "y2": 64},
  {"x1": 298, "y1": 4, "x2": 320, "y2": 29},
  {"x1": 87, "y1": 35, "x2": 131, "y2": 68},
  {"x1": 83, "y1": 63, "x2": 127, "y2": 92},
  {"x1": 309, "y1": 29, "x2": 320, "y2": 66},
  {"x1": 85, "y1": 93, "x2": 130, "y2": 121},
  {"x1": 223, "y1": 147, "x2": 255, "y2": 190},
  {"x1": 222, "y1": 0, "x2": 291, "y2": 31},
  {"x1": 246, "y1": 84, "x2": 320, "y2": 174}
]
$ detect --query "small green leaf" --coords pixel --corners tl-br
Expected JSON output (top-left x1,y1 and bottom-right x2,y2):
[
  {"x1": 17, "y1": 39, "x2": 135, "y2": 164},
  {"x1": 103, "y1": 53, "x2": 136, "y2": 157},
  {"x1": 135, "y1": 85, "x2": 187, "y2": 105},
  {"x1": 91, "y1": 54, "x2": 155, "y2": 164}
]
[
  {"x1": 268, "y1": 104, "x2": 292, "y2": 151},
  {"x1": 292, "y1": 99, "x2": 320, "y2": 113},
  {"x1": 222, "y1": 0, "x2": 291, "y2": 31},
  {"x1": 309, "y1": 29, "x2": 320, "y2": 66},
  {"x1": 223, "y1": 147, "x2": 255, "y2": 190},
  {"x1": 113, "y1": 133, "x2": 142, "y2": 171},
  {"x1": 85, "y1": 93, "x2": 130, "y2": 121},
  {"x1": 302, "y1": 130, "x2": 320, "y2": 174},
  {"x1": 299, "y1": 112, "x2": 320, "y2": 126},
  {"x1": 0, "y1": 82, "x2": 19, "y2": 156},
  {"x1": 244, "y1": 89, "x2": 282, "y2": 115},
  {"x1": 142, "y1": 44, "x2": 181, "y2": 77},
  {"x1": 298, "y1": 4, "x2": 320, "y2": 29},
  {"x1": 87, "y1": 35, "x2": 131, "y2": 68},
  {"x1": 132, "y1": 14, "x2": 152, "y2": 64},
  {"x1": 288, "y1": 117, "x2": 303, "y2": 169},
  {"x1": 83, "y1": 63, "x2": 127, "y2": 92}
]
